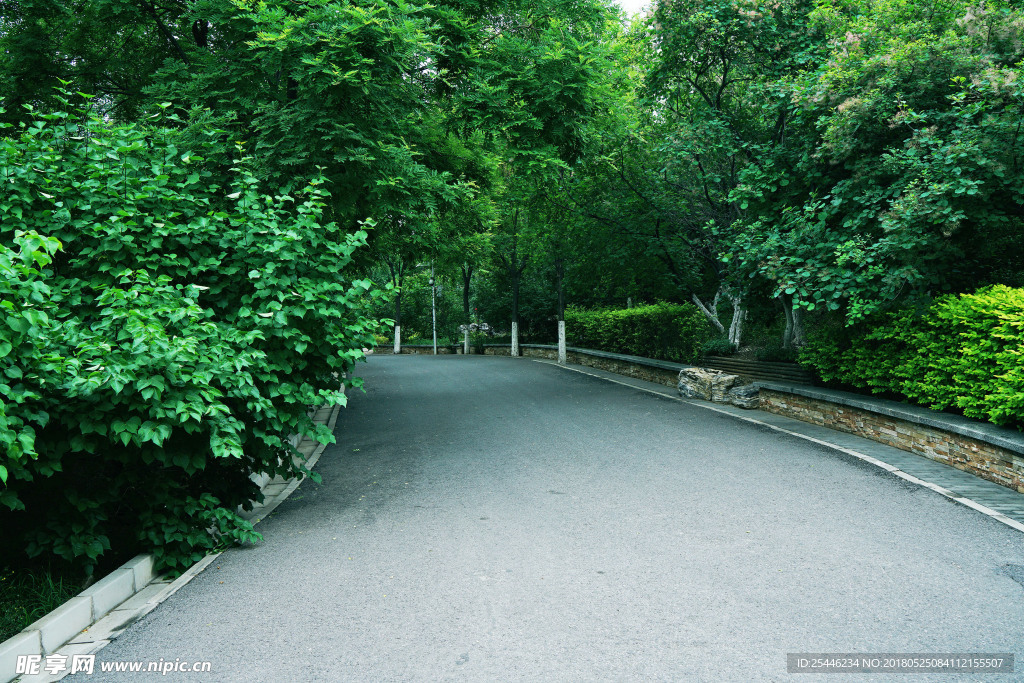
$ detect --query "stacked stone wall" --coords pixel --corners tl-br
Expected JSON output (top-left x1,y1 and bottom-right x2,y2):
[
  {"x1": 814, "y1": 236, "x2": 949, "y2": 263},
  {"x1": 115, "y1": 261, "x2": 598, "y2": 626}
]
[{"x1": 760, "y1": 389, "x2": 1024, "y2": 493}]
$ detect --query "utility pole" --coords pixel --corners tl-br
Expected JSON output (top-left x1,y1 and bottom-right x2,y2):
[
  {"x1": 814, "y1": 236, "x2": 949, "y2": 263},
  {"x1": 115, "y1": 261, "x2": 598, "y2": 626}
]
[{"x1": 430, "y1": 263, "x2": 437, "y2": 355}]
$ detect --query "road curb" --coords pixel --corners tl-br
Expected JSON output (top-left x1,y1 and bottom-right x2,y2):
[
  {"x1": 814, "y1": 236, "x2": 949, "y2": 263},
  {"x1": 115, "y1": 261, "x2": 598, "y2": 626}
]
[{"x1": 2, "y1": 402, "x2": 343, "y2": 683}]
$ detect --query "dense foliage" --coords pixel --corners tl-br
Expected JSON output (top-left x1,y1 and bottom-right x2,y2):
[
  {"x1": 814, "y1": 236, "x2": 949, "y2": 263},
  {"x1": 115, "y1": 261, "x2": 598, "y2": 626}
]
[
  {"x1": 566, "y1": 303, "x2": 711, "y2": 363},
  {"x1": 801, "y1": 285, "x2": 1024, "y2": 429},
  {"x1": 358, "y1": 0, "x2": 1024, "y2": 386},
  {"x1": 732, "y1": 0, "x2": 1024, "y2": 321},
  {"x1": 0, "y1": 104, "x2": 377, "y2": 573},
  {"x1": 4, "y1": 0, "x2": 1024, "y2": 576},
  {"x1": 1, "y1": 0, "x2": 622, "y2": 575}
]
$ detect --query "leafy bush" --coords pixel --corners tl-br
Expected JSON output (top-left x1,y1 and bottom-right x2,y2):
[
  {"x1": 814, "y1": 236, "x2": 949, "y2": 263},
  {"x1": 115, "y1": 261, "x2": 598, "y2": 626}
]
[
  {"x1": 755, "y1": 344, "x2": 798, "y2": 363},
  {"x1": 566, "y1": 302, "x2": 711, "y2": 363},
  {"x1": 800, "y1": 285, "x2": 1024, "y2": 430},
  {"x1": 0, "y1": 100, "x2": 379, "y2": 574},
  {"x1": 701, "y1": 336, "x2": 737, "y2": 358}
]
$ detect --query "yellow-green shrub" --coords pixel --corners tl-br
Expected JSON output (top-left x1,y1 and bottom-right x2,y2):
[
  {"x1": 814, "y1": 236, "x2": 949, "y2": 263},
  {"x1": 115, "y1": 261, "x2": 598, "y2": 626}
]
[
  {"x1": 566, "y1": 302, "x2": 711, "y2": 363},
  {"x1": 800, "y1": 286, "x2": 1024, "y2": 429}
]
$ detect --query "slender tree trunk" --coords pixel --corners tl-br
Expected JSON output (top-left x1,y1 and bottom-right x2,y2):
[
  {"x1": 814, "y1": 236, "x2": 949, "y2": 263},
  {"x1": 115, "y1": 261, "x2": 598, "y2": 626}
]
[
  {"x1": 781, "y1": 293, "x2": 806, "y2": 349},
  {"x1": 142, "y1": 0, "x2": 190, "y2": 65},
  {"x1": 387, "y1": 259, "x2": 404, "y2": 354},
  {"x1": 791, "y1": 302, "x2": 805, "y2": 348},
  {"x1": 508, "y1": 211, "x2": 525, "y2": 357},
  {"x1": 430, "y1": 263, "x2": 437, "y2": 355},
  {"x1": 727, "y1": 295, "x2": 745, "y2": 348},
  {"x1": 461, "y1": 263, "x2": 473, "y2": 318},
  {"x1": 782, "y1": 298, "x2": 794, "y2": 349},
  {"x1": 690, "y1": 289, "x2": 726, "y2": 336},
  {"x1": 497, "y1": 211, "x2": 529, "y2": 357}
]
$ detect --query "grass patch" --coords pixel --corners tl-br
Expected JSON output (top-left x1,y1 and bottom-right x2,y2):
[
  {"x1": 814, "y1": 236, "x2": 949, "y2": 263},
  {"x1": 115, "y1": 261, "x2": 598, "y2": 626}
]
[{"x1": 0, "y1": 566, "x2": 85, "y2": 642}]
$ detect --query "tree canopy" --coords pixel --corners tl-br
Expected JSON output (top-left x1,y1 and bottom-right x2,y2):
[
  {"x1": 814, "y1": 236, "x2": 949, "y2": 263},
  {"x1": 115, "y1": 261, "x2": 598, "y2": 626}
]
[{"x1": 2, "y1": 0, "x2": 1023, "y2": 574}]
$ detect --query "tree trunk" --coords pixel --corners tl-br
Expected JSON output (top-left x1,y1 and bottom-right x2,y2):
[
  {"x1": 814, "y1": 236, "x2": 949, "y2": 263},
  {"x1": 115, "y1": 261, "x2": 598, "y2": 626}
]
[
  {"x1": 431, "y1": 264, "x2": 437, "y2": 355},
  {"x1": 790, "y1": 302, "x2": 805, "y2": 348},
  {"x1": 690, "y1": 290, "x2": 726, "y2": 336},
  {"x1": 781, "y1": 293, "x2": 806, "y2": 348},
  {"x1": 461, "y1": 263, "x2": 473, "y2": 318},
  {"x1": 727, "y1": 295, "x2": 745, "y2": 348},
  {"x1": 782, "y1": 295, "x2": 794, "y2": 349},
  {"x1": 501, "y1": 210, "x2": 527, "y2": 357},
  {"x1": 555, "y1": 257, "x2": 565, "y2": 322}
]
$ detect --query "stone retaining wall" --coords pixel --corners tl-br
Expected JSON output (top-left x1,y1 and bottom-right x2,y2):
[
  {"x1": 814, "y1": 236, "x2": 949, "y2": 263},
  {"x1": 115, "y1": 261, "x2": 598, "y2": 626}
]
[{"x1": 760, "y1": 388, "x2": 1024, "y2": 493}]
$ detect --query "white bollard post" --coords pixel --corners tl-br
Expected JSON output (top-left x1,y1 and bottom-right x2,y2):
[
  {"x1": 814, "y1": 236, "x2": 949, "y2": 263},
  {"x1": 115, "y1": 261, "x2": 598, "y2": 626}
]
[
  {"x1": 464, "y1": 328, "x2": 470, "y2": 355},
  {"x1": 558, "y1": 320, "x2": 566, "y2": 365},
  {"x1": 393, "y1": 325, "x2": 401, "y2": 354},
  {"x1": 511, "y1": 321, "x2": 519, "y2": 357}
]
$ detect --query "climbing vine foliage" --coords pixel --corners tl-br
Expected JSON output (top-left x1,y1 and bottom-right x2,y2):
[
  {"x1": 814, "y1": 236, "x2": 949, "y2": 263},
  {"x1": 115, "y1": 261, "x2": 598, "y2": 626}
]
[{"x1": 0, "y1": 100, "x2": 380, "y2": 573}]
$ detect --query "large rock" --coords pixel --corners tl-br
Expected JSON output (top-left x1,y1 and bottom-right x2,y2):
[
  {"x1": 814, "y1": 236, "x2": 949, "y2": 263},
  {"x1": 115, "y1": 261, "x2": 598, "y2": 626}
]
[
  {"x1": 727, "y1": 383, "x2": 760, "y2": 409},
  {"x1": 677, "y1": 368, "x2": 739, "y2": 402}
]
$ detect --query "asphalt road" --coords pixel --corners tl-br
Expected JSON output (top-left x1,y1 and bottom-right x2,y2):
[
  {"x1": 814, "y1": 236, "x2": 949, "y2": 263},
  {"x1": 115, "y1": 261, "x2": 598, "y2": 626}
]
[{"x1": 81, "y1": 355, "x2": 1024, "y2": 682}]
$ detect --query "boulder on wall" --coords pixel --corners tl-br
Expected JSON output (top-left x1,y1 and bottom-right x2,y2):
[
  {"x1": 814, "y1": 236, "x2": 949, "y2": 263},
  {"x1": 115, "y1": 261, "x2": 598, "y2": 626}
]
[
  {"x1": 726, "y1": 383, "x2": 760, "y2": 409},
  {"x1": 677, "y1": 368, "x2": 739, "y2": 402}
]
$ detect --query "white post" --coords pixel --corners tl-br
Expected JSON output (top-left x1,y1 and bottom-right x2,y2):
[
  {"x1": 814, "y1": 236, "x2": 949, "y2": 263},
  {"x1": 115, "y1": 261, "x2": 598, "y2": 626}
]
[
  {"x1": 393, "y1": 325, "x2": 401, "y2": 354},
  {"x1": 464, "y1": 328, "x2": 470, "y2": 355},
  {"x1": 511, "y1": 321, "x2": 519, "y2": 357},
  {"x1": 557, "y1": 320, "x2": 566, "y2": 365}
]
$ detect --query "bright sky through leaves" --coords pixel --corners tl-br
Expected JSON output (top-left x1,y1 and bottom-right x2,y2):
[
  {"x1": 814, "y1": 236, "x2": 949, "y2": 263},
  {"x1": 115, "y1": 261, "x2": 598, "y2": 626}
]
[{"x1": 616, "y1": 0, "x2": 650, "y2": 16}]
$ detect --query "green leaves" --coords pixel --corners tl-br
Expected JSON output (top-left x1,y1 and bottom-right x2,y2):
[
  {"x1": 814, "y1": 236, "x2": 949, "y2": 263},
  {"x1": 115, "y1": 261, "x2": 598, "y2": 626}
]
[
  {"x1": 800, "y1": 285, "x2": 1024, "y2": 430},
  {"x1": 567, "y1": 303, "x2": 711, "y2": 363},
  {"x1": 0, "y1": 97, "x2": 377, "y2": 574},
  {"x1": 729, "y1": 0, "x2": 1024, "y2": 321}
]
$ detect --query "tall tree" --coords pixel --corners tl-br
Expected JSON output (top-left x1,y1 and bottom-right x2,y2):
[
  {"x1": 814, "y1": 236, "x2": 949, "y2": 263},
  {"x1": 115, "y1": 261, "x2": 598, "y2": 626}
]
[
  {"x1": 730, "y1": 0, "x2": 1024, "y2": 322},
  {"x1": 555, "y1": 1, "x2": 823, "y2": 347}
]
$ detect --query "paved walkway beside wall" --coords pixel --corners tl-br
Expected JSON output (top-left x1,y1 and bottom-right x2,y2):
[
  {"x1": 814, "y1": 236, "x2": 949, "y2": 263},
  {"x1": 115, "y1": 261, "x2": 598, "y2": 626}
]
[
  {"x1": 72, "y1": 355, "x2": 1024, "y2": 681},
  {"x1": 553, "y1": 360, "x2": 1024, "y2": 528}
]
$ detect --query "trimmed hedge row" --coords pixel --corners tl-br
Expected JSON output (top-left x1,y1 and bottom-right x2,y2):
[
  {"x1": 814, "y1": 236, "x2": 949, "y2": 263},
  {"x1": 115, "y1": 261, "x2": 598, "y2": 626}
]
[
  {"x1": 800, "y1": 285, "x2": 1024, "y2": 430},
  {"x1": 565, "y1": 302, "x2": 710, "y2": 363}
]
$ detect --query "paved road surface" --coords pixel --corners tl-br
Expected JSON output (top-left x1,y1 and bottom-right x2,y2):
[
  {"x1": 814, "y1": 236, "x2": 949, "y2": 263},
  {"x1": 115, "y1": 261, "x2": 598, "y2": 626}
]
[{"x1": 80, "y1": 355, "x2": 1024, "y2": 681}]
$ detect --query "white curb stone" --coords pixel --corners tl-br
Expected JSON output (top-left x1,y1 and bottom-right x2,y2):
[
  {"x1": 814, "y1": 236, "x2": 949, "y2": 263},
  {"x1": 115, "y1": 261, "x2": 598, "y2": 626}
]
[
  {"x1": 79, "y1": 569, "x2": 135, "y2": 618},
  {"x1": 121, "y1": 555, "x2": 154, "y2": 592},
  {"x1": 0, "y1": 633, "x2": 41, "y2": 681},
  {"x1": 23, "y1": 598, "x2": 92, "y2": 655}
]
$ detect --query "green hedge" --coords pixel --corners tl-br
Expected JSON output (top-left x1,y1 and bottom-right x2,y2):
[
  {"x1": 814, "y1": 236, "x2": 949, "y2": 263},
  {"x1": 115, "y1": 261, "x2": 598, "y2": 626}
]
[
  {"x1": 565, "y1": 302, "x2": 710, "y2": 363},
  {"x1": 0, "y1": 100, "x2": 378, "y2": 574},
  {"x1": 800, "y1": 285, "x2": 1024, "y2": 430}
]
